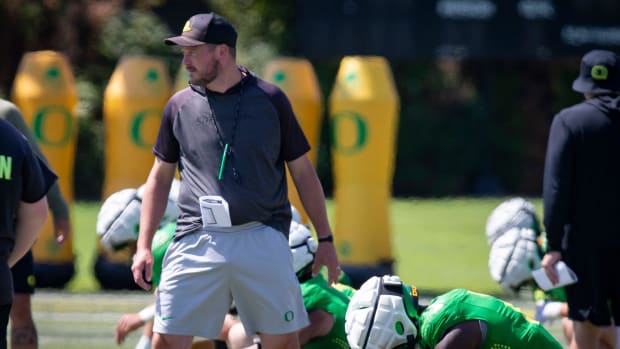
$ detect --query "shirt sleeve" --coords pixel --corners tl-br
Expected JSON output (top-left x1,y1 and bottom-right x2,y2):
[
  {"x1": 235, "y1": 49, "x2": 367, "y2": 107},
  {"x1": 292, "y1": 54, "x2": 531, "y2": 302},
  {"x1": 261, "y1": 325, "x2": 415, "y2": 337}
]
[
  {"x1": 21, "y1": 145, "x2": 58, "y2": 203},
  {"x1": 543, "y1": 113, "x2": 574, "y2": 252},
  {"x1": 272, "y1": 89, "x2": 311, "y2": 162},
  {"x1": 153, "y1": 99, "x2": 180, "y2": 163},
  {"x1": 6, "y1": 106, "x2": 68, "y2": 218}
]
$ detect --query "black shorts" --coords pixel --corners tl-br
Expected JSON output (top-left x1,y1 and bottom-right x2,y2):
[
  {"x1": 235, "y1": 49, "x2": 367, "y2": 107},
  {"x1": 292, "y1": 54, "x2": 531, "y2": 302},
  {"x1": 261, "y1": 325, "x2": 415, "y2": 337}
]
[
  {"x1": 10, "y1": 250, "x2": 35, "y2": 294},
  {"x1": 0, "y1": 240, "x2": 12, "y2": 306},
  {"x1": 0, "y1": 304, "x2": 9, "y2": 349},
  {"x1": 565, "y1": 246, "x2": 620, "y2": 326}
]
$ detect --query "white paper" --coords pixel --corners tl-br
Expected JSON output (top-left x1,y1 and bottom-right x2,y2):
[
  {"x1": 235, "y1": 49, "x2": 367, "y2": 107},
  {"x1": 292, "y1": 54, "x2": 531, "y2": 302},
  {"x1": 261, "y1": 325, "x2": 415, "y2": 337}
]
[
  {"x1": 532, "y1": 261, "x2": 578, "y2": 291},
  {"x1": 199, "y1": 195, "x2": 232, "y2": 228}
]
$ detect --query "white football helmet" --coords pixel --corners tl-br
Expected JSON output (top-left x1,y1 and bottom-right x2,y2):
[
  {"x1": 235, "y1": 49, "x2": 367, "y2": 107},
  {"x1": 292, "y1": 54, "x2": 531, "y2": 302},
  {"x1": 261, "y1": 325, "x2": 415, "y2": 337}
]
[
  {"x1": 488, "y1": 227, "x2": 542, "y2": 292},
  {"x1": 345, "y1": 275, "x2": 419, "y2": 349},
  {"x1": 136, "y1": 178, "x2": 180, "y2": 227},
  {"x1": 97, "y1": 179, "x2": 181, "y2": 253},
  {"x1": 289, "y1": 220, "x2": 317, "y2": 278},
  {"x1": 96, "y1": 188, "x2": 142, "y2": 252},
  {"x1": 485, "y1": 197, "x2": 539, "y2": 246}
]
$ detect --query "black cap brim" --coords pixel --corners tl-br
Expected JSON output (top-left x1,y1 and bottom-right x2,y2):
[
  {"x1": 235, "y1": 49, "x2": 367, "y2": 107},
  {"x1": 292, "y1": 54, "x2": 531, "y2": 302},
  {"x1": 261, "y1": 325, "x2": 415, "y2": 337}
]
[
  {"x1": 572, "y1": 77, "x2": 616, "y2": 94},
  {"x1": 164, "y1": 36, "x2": 205, "y2": 46}
]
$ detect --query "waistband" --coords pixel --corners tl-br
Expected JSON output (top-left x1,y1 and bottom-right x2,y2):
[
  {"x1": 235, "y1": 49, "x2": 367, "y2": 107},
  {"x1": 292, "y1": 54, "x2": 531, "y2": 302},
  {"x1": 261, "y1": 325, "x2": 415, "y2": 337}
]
[{"x1": 200, "y1": 221, "x2": 263, "y2": 233}]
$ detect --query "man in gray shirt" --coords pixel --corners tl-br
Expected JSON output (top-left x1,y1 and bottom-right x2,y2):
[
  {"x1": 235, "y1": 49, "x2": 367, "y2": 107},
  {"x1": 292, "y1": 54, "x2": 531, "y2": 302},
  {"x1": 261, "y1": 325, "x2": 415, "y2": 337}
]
[{"x1": 131, "y1": 12, "x2": 339, "y2": 349}]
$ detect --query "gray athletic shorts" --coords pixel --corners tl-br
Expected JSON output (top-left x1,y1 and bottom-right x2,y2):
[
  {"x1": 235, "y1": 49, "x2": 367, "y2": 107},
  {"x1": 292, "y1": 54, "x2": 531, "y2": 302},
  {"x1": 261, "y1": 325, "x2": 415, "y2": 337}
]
[{"x1": 154, "y1": 222, "x2": 309, "y2": 338}]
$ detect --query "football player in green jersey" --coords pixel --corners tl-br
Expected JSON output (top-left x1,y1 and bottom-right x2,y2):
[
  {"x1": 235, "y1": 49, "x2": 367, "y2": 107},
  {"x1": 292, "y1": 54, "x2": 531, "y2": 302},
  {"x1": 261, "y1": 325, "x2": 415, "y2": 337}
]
[
  {"x1": 290, "y1": 220, "x2": 353, "y2": 348},
  {"x1": 345, "y1": 275, "x2": 563, "y2": 349}
]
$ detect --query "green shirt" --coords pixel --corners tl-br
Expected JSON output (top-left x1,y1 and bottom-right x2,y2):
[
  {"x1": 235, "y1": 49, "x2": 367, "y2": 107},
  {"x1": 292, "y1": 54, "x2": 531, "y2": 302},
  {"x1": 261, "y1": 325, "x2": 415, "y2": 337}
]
[
  {"x1": 151, "y1": 221, "x2": 176, "y2": 287},
  {"x1": 300, "y1": 275, "x2": 352, "y2": 349},
  {"x1": 418, "y1": 289, "x2": 563, "y2": 349}
]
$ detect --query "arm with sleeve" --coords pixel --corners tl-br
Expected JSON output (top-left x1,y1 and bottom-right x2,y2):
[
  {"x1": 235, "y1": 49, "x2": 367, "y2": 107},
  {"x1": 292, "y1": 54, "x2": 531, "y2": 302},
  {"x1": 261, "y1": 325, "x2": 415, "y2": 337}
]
[
  {"x1": 543, "y1": 113, "x2": 574, "y2": 252},
  {"x1": 2, "y1": 101, "x2": 69, "y2": 220}
]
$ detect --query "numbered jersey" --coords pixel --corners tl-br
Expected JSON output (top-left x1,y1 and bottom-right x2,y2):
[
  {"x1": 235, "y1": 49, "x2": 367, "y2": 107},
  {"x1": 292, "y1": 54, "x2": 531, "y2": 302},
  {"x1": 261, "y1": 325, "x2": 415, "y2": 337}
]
[
  {"x1": 300, "y1": 275, "x2": 352, "y2": 349},
  {"x1": 418, "y1": 289, "x2": 562, "y2": 349}
]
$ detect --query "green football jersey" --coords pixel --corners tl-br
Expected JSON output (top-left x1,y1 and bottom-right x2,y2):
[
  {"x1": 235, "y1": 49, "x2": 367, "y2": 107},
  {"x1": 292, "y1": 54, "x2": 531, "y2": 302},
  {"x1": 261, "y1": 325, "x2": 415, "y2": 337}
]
[
  {"x1": 151, "y1": 221, "x2": 176, "y2": 287},
  {"x1": 300, "y1": 275, "x2": 352, "y2": 349},
  {"x1": 418, "y1": 289, "x2": 563, "y2": 349}
]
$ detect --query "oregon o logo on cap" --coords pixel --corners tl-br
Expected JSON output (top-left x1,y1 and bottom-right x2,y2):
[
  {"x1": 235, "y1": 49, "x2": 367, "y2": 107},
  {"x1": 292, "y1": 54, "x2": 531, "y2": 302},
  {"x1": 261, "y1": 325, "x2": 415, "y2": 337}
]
[{"x1": 591, "y1": 65, "x2": 608, "y2": 80}]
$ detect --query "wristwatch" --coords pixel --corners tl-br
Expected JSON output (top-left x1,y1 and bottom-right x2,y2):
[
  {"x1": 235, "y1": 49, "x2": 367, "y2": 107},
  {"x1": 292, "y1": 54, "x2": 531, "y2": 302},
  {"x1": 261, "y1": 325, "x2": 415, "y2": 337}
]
[{"x1": 318, "y1": 234, "x2": 334, "y2": 243}]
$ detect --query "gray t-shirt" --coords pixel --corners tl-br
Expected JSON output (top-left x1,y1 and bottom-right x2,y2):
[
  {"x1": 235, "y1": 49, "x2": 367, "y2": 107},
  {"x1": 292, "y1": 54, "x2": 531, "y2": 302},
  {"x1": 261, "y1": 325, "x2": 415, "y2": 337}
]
[{"x1": 153, "y1": 68, "x2": 310, "y2": 237}]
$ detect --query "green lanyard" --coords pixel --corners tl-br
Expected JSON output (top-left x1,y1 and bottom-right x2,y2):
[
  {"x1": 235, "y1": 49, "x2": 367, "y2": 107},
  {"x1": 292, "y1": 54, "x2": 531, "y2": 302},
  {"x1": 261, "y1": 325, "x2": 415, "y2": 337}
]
[
  {"x1": 218, "y1": 143, "x2": 229, "y2": 181},
  {"x1": 208, "y1": 76, "x2": 245, "y2": 182}
]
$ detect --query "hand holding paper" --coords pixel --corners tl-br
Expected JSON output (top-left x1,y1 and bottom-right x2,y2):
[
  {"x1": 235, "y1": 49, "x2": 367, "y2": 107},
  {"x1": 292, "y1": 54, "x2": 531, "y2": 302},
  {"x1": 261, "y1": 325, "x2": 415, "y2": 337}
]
[{"x1": 532, "y1": 261, "x2": 578, "y2": 291}]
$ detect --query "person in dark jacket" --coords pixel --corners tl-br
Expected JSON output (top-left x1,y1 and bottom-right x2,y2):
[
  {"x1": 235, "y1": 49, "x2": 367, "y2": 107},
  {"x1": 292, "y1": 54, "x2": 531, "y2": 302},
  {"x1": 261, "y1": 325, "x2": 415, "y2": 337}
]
[
  {"x1": 542, "y1": 49, "x2": 620, "y2": 349},
  {"x1": 0, "y1": 118, "x2": 57, "y2": 349}
]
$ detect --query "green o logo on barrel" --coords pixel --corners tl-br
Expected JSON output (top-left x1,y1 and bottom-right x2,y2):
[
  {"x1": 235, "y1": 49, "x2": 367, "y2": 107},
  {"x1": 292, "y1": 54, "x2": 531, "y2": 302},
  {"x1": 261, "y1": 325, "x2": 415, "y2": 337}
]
[
  {"x1": 32, "y1": 106, "x2": 73, "y2": 146},
  {"x1": 272, "y1": 70, "x2": 287, "y2": 84},
  {"x1": 330, "y1": 110, "x2": 368, "y2": 155},
  {"x1": 130, "y1": 109, "x2": 161, "y2": 148}
]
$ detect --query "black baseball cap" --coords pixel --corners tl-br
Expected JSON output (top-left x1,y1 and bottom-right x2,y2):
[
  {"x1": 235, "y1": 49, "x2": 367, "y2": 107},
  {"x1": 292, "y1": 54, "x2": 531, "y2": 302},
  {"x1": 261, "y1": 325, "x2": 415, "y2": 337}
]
[
  {"x1": 164, "y1": 13, "x2": 237, "y2": 48},
  {"x1": 572, "y1": 49, "x2": 620, "y2": 94}
]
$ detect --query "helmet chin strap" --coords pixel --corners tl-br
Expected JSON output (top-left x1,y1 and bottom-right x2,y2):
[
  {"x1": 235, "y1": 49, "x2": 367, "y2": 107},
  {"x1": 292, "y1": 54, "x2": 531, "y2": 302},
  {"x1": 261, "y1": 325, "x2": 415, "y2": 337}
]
[
  {"x1": 406, "y1": 334, "x2": 416, "y2": 348},
  {"x1": 297, "y1": 267, "x2": 313, "y2": 283}
]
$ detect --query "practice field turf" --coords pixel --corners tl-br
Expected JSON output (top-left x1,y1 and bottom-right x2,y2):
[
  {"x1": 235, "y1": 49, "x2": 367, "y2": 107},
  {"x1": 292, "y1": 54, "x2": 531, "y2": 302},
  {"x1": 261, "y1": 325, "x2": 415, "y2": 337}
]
[
  {"x1": 28, "y1": 290, "x2": 569, "y2": 348},
  {"x1": 27, "y1": 197, "x2": 570, "y2": 348}
]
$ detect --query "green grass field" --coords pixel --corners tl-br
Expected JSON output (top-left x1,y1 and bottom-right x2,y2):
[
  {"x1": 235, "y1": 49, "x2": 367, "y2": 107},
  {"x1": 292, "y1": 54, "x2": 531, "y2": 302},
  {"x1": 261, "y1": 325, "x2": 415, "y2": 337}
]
[
  {"x1": 29, "y1": 198, "x2": 570, "y2": 348},
  {"x1": 389, "y1": 197, "x2": 541, "y2": 296},
  {"x1": 67, "y1": 197, "x2": 543, "y2": 294}
]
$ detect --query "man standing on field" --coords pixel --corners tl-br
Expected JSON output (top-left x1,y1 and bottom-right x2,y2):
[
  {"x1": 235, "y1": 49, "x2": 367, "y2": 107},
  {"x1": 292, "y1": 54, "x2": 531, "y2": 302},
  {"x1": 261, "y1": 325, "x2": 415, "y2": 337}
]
[
  {"x1": 131, "y1": 12, "x2": 339, "y2": 349},
  {"x1": 542, "y1": 49, "x2": 620, "y2": 349}
]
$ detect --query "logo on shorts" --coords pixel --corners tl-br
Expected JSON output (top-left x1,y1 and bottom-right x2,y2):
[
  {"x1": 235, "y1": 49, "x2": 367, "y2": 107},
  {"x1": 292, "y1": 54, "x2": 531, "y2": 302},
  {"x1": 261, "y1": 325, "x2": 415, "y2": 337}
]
[
  {"x1": 161, "y1": 316, "x2": 174, "y2": 321},
  {"x1": 578, "y1": 309, "x2": 591, "y2": 319},
  {"x1": 284, "y1": 311, "x2": 294, "y2": 322},
  {"x1": 204, "y1": 233, "x2": 216, "y2": 246}
]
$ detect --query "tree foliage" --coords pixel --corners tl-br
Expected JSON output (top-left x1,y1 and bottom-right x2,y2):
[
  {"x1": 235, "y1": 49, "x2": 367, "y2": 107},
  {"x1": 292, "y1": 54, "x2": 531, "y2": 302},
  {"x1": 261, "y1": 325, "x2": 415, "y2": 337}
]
[{"x1": 0, "y1": 0, "x2": 585, "y2": 199}]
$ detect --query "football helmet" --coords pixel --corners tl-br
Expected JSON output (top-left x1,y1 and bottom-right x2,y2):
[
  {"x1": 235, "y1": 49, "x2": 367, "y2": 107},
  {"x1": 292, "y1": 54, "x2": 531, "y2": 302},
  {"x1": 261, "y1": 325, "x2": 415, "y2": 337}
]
[
  {"x1": 345, "y1": 275, "x2": 419, "y2": 349},
  {"x1": 96, "y1": 188, "x2": 142, "y2": 252},
  {"x1": 485, "y1": 197, "x2": 539, "y2": 246},
  {"x1": 488, "y1": 227, "x2": 543, "y2": 292},
  {"x1": 289, "y1": 220, "x2": 317, "y2": 281}
]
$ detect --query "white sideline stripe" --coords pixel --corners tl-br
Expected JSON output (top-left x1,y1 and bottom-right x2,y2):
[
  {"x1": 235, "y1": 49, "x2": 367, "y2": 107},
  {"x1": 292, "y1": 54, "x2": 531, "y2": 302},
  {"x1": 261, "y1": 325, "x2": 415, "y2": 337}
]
[
  {"x1": 34, "y1": 311, "x2": 124, "y2": 322},
  {"x1": 39, "y1": 336, "x2": 117, "y2": 345}
]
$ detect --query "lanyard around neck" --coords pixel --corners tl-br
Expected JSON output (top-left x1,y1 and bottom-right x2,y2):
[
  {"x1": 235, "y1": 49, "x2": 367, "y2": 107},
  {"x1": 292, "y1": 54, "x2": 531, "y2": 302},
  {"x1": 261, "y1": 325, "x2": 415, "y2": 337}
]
[{"x1": 207, "y1": 80, "x2": 244, "y2": 182}]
